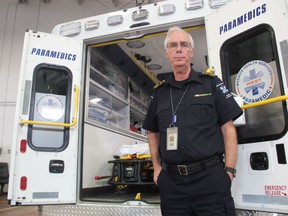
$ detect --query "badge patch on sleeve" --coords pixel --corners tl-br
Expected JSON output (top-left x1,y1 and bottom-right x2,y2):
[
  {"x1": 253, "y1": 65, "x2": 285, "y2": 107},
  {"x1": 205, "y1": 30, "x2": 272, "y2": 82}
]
[{"x1": 216, "y1": 82, "x2": 232, "y2": 98}]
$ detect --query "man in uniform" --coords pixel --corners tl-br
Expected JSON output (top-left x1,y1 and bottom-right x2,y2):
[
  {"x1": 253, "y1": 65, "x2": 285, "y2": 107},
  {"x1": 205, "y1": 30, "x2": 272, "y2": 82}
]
[{"x1": 142, "y1": 26, "x2": 243, "y2": 215}]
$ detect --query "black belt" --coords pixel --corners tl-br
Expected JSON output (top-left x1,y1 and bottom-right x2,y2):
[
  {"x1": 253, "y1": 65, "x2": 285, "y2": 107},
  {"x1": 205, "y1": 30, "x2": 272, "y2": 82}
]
[{"x1": 162, "y1": 155, "x2": 223, "y2": 176}]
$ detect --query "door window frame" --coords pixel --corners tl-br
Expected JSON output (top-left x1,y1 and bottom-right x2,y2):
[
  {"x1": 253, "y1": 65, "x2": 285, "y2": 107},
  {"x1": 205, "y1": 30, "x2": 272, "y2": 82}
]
[
  {"x1": 27, "y1": 63, "x2": 73, "y2": 152},
  {"x1": 220, "y1": 24, "x2": 288, "y2": 144}
]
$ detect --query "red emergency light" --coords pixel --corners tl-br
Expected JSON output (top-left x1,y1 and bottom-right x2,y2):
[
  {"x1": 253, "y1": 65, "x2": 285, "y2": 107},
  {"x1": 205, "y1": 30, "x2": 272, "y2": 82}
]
[
  {"x1": 20, "y1": 139, "x2": 27, "y2": 153},
  {"x1": 20, "y1": 176, "x2": 27, "y2": 190}
]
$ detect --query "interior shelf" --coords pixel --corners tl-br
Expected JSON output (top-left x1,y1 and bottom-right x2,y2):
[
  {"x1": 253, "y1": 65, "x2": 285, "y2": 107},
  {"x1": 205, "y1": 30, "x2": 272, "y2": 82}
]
[{"x1": 87, "y1": 48, "x2": 150, "y2": 134}]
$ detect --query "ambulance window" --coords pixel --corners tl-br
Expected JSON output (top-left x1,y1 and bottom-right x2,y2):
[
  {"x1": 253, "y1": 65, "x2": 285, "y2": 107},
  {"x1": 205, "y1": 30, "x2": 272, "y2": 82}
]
[
  {"x1": 221, "y1": 25, "x2": 287, "y2": 143},
  {"x1": 27, "y1": 64, "x2": 72, "y2": 151}
]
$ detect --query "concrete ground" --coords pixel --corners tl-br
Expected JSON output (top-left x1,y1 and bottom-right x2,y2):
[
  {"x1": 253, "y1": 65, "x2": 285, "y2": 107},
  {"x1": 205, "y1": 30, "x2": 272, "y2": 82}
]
[{"x1": 0, "y1": 193, "x2": 38, "y2": 216}]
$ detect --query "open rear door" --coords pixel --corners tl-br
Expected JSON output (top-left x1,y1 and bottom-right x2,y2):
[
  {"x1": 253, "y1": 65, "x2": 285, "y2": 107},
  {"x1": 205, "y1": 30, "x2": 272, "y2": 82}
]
[
  {"x1": 206, "y1": 0, "x2": 288, "y2": 213},
  {"x1": 8, "y1": 30, "x2": 82, "y2": 205}
]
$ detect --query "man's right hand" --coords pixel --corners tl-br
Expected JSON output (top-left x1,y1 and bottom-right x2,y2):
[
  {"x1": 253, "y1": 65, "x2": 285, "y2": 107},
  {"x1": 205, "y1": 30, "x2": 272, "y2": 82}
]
[{"x1": 153, "y1": 167, "x2": 162, "y2": 185}]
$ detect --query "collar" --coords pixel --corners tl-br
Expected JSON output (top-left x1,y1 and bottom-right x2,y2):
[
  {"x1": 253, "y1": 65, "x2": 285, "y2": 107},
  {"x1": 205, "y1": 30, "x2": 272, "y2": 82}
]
[{"x1": 166, "y1": 69, "x2": 202, "y2": 88}]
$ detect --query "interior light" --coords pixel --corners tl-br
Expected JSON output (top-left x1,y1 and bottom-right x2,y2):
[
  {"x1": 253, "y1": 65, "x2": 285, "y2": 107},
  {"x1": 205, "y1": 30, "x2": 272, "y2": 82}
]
[
  {"x1": 60, "y1": 22, "x2": 81, "y2": 37},
  {"x1": 90, "y1": 97, "x2": 102, "y2": 104},
  {"x1": 85, "y1": 20, "x2": 100, "y2": 31},
  {"x1": 209, "y1": 0, "x2": 231, "y2": 8},
  {"x1": 108, "y1": 15, "x2": 124, "y2": 26},
  {"x1": 185, "y1": 0, "x2": 204, "y2": 10},
  {"x1": 127, "y1": 40, "x2": 145, "y2": 49},
  {"x1": 158, "y1": 4, "x2": 176, "y2": 16},
  {"x1": 147, "y1": 64, "x2": 162, "y2": 70},
  {"x1": 132, "y1": 9, "x2": 149, "y2": 21}
]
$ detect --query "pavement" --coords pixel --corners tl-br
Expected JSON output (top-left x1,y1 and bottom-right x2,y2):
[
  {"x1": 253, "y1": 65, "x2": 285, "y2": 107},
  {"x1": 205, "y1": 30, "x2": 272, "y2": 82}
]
[{"x1": 0, "y1": 193, "x2": 38, "y2": 216}]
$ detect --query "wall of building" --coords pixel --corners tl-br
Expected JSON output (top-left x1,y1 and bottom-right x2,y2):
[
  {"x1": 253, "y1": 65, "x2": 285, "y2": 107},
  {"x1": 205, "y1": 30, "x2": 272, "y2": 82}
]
[{"x1": 0, "y1": 0, "x2": 153, "y2": 163}]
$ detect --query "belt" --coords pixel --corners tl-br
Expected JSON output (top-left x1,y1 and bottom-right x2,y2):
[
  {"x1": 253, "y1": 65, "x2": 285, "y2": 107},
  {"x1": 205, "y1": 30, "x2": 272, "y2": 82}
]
[{"x1": 162, "y1": 155, "x2": 223, "y2": 176}]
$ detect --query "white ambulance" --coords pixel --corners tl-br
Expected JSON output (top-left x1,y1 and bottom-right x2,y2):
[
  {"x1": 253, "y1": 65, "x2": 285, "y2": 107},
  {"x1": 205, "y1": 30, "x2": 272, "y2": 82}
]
[{"x1": 7, "y1": 0, "x2": 288, "y2": 215}]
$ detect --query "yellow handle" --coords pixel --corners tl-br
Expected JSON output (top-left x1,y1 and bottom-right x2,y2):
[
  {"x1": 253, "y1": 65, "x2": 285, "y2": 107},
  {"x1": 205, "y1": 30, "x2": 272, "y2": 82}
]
[
  {"x1": 20, "y1": 85, "x2": 79, "y2": 127},
  {"x1": 241, "y1": 95, "x2": 288, "y2": 110}
]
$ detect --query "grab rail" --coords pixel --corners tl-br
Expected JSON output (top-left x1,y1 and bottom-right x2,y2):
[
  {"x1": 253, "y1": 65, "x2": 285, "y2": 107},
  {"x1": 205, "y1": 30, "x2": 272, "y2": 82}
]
[{"x1": 241, "y1": 95, "x2": 288, "y2": 110}]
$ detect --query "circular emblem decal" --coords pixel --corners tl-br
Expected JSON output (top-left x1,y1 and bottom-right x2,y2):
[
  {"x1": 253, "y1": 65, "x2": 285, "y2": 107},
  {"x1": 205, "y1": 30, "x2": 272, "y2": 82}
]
[
  {"x1": 235, "y1": 60, "x2": 274, "y2": 104},
  {"x1": 36, "y1": 94, "x2": 65, "y2": 122}
]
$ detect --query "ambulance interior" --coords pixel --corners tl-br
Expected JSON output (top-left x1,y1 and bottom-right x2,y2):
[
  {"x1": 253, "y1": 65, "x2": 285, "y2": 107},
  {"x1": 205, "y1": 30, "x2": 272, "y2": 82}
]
[
  {"x1": 80, "y1": 26, "x2": 209, "y2": 203},
  {"x1": 80, "y1": 24, "x2": 286, "y2": 203}
]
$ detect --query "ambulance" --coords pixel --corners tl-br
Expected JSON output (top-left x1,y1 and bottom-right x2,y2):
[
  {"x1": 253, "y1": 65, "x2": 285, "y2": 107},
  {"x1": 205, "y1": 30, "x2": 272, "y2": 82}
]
[{"x1": 7, "y1": 0, "x2": 288, "y2": 215}]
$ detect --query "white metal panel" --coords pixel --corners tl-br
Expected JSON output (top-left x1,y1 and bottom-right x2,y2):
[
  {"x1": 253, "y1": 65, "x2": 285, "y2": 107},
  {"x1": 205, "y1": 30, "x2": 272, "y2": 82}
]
[
  {"x1": 205, "y1": 0, "x2": 288, "y2": 213},
  {"x1": 8, "y1": 31, "x2": 83, "y2": 205},
  {"x1": 205, "y1": 0, "x2": 288, "y2": 80}
]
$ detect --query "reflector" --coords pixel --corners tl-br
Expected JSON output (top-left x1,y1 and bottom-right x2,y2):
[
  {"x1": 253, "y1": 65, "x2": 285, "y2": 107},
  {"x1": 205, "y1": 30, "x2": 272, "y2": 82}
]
[
  {"x1": 185, "y1": 0, "x2": 204, "y2": 10},
  {"x1": 132, "y1": 9, "x2": 149, "y2": 21},
  {"x1": 20, "y1": 176, "x2": 27, "y2": 191},
  {"x1": 158, "y1": 4, "x2": 176, "y2": 16},
  {"x1": 209, "y1": 0, "x2": 231, "y2": 8},
  {"x1": 20, "y1": 139, "x2": 27, "y2": 153},
  {"x1": 85, "y1": 20, "x2": 100, "y2": 31},
  {"x1": 60, "y1": 22, "x2": 81, "y2": 37},
  {"x1": 108, "y1": 15, "x2": 124, "y2": 26}
]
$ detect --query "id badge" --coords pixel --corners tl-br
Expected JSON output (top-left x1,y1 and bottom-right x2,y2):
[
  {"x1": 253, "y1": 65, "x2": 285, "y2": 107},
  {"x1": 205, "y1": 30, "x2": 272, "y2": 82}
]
[{"x1": 166, "y1": 127, "x2": 178, "y2": 150}]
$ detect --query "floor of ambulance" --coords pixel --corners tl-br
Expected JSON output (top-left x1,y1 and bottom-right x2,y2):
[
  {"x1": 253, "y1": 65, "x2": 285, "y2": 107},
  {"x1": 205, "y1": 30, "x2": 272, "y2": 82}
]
[{"x1": 81, "y1": 185, "x2": 160, "y2": 203}]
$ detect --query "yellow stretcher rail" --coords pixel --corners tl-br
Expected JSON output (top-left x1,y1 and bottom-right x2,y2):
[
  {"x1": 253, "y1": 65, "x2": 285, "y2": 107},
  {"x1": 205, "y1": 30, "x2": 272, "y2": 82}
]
[
  {"x1": 120, "y1": 154, "x2": 151, "y2": 160},
  {"x1": 240, "y1": 95, "x2": 288, "y2": 110},
  {"x1": 20, "y1": 85, "x2": 79, "y2": 128}
]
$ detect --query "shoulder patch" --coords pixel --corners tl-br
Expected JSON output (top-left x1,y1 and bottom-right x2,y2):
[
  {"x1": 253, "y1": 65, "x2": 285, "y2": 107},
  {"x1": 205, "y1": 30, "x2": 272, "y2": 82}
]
[
  {"x1": 154, "y1": 80, "x2": 166, "y2": 89},
  {"x1": 216, "y1": 81, "x2": 233, "y2": 99},
  {"x1": 201, "y1": 67, "x2": 216, "y2": 77}
]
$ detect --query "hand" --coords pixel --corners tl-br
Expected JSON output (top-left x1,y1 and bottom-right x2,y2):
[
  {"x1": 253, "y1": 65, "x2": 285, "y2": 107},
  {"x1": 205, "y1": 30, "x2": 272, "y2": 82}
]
[
  {"x1": 153, "y1": 168, "x2": 162, "y2": 185},
  {"x1": 226, "y1": 171, "x2": 234, "y2": 182}
]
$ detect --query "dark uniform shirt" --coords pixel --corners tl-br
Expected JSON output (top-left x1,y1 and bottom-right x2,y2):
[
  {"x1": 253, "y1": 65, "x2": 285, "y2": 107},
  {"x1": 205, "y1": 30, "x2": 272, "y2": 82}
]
[{"x1": 142, "y1": 69, "x2": 243, "y2": 164}]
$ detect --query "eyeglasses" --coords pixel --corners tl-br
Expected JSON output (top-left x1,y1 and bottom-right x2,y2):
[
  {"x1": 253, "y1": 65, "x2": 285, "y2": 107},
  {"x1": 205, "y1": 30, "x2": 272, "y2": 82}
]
[{"x1": 167, "y1": 41, "x2": 191, "y2": 49}]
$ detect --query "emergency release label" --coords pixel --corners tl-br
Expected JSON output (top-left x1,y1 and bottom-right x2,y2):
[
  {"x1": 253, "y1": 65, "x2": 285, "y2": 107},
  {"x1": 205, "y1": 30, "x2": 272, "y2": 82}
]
[
  {"x1": 264, "y1": 185, "x2": 287, "y2": 196},
  {"x1": 235, "y1": 60, "x2": 274, "y2": 104}
]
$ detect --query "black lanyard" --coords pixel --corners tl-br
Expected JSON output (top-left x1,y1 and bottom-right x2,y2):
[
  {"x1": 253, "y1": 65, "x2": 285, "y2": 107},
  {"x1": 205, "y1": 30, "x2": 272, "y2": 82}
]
[{"x1": 169, "y1": 83, "x2": 191, "y2": 126}]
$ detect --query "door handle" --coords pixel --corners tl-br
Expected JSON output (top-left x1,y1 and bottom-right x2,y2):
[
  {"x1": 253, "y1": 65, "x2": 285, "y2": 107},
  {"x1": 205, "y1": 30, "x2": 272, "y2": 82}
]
[
  {"x1": 49, "y1": 160, "x2": 64, "y2": 174},
  {"x1": 250, "y1": 152, "x2": 269, "y2": 170}
]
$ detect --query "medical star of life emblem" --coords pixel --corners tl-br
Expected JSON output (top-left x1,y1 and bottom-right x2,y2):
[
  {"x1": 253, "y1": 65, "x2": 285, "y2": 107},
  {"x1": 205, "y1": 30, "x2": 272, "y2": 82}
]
[
  {"x1": 235, "y1": 60, "x2": 274, "y2": 104},
  {"x1": 36, "y1": 94, "x2": 65, "y2": 122}
]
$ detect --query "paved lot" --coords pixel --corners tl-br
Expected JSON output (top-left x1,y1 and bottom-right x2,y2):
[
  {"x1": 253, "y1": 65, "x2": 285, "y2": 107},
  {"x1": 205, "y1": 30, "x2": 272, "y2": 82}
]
[{"x1": 0, "y1": 194, "x2": 38, "y2": 216}]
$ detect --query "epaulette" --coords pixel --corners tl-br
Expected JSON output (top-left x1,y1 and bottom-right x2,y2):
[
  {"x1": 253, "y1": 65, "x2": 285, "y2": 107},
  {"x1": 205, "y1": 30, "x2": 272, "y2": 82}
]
[
  {"x1": 201, "y1": 67, "x2": 216, "y2": 77},
  {"x1": 154, "y1": 80, "x2": 166, "y2": 89}
]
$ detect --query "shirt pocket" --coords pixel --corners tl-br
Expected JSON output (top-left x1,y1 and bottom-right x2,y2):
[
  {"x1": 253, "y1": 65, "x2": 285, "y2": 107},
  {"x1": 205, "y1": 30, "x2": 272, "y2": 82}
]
[
  {"x1": 185, "y1": 95, "x2": 216, "y2": 126},
  {"x1": 156, "y1": 105, "x2": 171, "y2": 131}
]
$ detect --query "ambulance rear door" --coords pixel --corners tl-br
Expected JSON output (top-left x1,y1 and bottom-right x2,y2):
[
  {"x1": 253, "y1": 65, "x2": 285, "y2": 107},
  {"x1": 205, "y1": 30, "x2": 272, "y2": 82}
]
[
  {"x1": 206, "y1": 0, "x2": 288, "y2": 213},
  {"x1": 8, "y1": 30, "x2": 83, "y2": 205}
]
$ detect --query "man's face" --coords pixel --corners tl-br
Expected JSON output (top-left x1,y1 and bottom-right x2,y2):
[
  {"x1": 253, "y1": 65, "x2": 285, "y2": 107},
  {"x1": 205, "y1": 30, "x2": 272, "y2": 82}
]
[{"x1": 165, "y1": 31, "x2": 193, "y2": 69}]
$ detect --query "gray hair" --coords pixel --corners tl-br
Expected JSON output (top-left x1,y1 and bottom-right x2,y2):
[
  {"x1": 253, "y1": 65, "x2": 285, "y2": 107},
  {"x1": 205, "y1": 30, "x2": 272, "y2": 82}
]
[{"x1": 164, "y1": 26, "x2": 194, "y2": 49}]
